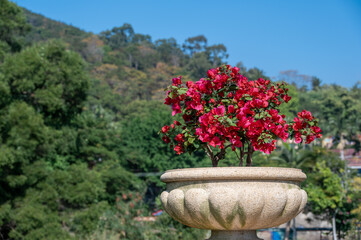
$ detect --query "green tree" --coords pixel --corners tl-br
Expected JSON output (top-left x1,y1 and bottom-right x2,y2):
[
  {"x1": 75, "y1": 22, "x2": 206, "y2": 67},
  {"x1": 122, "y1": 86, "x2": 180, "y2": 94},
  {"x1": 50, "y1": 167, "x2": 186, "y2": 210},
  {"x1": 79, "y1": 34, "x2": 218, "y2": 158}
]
[
  {"x1": 0, "y1": 102, "x2": 49, "y2": 202},
  {"x1": 100, "y1": 23, "x2": 135, "y2": 50},
  {"x1": 206, "y1": 44, "x2": 228, "y2": 66},
  {"x1": 0, "y1": 0, "x2": 30, "y2": 58},
  {"x1": 0, "y1": 102, "x2": 53, "y2": 239},
  {"x1": 182, "y1": 35, "x2": 207, "y2": 57},
  {"x1": 124, "y1": 43, "x2": 158, "y2": 70},
  {"x1": 243, "y1": 67, "x2": 268, "y2": 81},
  {"x1": 0, "y1": 38, "x2": 142, "y2": 239},
  {"x1": 23, "y1": 9, "x2": 90, "y2": 54},
  {"x1": 0, "y1": 40, "x2": 89, "y2": 127},
  {"x1": 270, "y1": 143, "x2": 315, "y2": 170},
  {"x1": 73, "y1": 109, "x2": 120, "y2": 167},
  {"x1": 305, "y1": 159, "x2": 354, "y2": 239},
  {"x1": 155, "y1": 38, "x2": 184, "y2": 67},
  {"x1": 301, "y1": 84, "x2": 361, "y2": 151},
  {"x1": 351, "y1": 177, "x2": 361, "y2": 220},
  {"x1": 186, "y1": 52, "x2": 213, "y2": 81},
  {"x1": 311, "y1": 76, "x2": 321, "y2": 90},
  {"x1": 5, "y1": 163, "x2": 109, "y2": 239},
  {"x1": 120, "y1": 100, "x2": 208, "y2": 174}
]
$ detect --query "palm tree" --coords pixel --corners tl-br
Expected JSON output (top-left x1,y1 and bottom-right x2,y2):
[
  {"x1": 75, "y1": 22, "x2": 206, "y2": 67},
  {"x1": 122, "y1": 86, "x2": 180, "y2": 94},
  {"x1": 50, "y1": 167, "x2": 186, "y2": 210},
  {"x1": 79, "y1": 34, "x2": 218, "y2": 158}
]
[
  {"x1": 270, "y1": 143, "x2": 315, "y2": 170},
  {"x1": 270, "y1": 143, "x2": 315, "y2": 240}
]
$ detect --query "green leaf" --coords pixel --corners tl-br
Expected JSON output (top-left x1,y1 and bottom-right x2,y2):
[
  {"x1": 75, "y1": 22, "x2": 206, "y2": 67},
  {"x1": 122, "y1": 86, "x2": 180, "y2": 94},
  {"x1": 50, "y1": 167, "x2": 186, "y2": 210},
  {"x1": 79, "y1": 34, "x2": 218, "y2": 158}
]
[
  {"x1": 178, "y1": 88, "x2": 188, "y2": 95},
  {"x1": 226, "y1": 118, "x2": 236, "y2": 126}
]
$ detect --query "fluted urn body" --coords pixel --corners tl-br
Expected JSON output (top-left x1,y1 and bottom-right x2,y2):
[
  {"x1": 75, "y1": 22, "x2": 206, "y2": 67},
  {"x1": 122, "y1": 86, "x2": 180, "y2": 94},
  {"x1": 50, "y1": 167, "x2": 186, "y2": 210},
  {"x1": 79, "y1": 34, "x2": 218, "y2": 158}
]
[{"x1": 160, "y1": 167, "x2": 307, "y2": 240}]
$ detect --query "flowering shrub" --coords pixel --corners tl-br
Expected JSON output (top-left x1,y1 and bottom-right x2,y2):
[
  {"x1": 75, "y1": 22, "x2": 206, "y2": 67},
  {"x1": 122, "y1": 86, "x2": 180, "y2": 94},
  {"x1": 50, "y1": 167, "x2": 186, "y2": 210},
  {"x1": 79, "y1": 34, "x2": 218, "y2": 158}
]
[{"x1": 160, "y1": 65, "x2": 322, "y2": 167}]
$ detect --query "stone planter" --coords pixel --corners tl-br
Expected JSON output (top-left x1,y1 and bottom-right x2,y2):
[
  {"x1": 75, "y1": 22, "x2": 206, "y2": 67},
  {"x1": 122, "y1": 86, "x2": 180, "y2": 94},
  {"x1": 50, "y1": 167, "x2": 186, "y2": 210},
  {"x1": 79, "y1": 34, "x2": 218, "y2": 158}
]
[{"x1": 160, "y1": 167, "x2": 307, "y2": 240}]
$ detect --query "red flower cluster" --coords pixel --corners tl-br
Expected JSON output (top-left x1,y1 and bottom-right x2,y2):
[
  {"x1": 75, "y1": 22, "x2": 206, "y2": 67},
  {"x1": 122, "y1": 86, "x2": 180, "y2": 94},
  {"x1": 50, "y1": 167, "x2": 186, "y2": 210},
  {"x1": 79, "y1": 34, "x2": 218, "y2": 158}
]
[
  {"x1": 160, "y1": 65, "x2": 322, "y2": 158},
  {"x1": 292, "y1": 110, "x2": 322, "y2": 144}
]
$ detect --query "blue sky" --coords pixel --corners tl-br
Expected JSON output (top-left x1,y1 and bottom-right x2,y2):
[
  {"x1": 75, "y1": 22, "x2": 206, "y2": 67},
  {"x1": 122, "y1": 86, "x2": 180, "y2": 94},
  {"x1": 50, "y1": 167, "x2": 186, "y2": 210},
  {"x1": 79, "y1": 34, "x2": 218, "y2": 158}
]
[{"x1": 13, "y1": 0, "x2": 361, "y2": 87}]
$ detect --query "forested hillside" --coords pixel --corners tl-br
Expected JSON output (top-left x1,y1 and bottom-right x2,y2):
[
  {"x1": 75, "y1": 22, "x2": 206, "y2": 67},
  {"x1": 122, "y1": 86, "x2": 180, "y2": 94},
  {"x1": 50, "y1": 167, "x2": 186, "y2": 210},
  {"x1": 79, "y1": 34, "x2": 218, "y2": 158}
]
[{"x1": 1, "y1": 1, "x2": 361, "y2": 239}]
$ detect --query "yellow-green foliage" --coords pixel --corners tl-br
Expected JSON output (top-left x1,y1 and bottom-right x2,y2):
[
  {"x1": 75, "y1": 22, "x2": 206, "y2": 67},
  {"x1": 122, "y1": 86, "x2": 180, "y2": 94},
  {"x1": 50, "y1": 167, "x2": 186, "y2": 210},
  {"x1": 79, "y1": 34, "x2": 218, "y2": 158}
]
[{"x1": 351, "y1": 177, "x2": 361, "y2": 219}]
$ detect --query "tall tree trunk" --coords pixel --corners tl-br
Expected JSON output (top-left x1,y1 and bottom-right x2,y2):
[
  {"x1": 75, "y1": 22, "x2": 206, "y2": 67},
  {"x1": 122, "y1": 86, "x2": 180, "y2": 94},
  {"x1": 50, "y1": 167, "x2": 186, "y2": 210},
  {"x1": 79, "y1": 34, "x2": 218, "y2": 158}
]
[
  {"x1": 284, "y1": 221, "x2": 291, "y2": 240},
  {"x1": 332, "y1": 210, "x2": 338, "y2": 240}
]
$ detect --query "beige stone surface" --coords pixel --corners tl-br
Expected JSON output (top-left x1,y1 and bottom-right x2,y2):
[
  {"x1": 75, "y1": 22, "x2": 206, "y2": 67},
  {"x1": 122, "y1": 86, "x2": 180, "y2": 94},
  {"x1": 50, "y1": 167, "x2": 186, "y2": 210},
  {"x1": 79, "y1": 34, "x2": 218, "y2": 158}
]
[
  {"x1": 160, "y1": 167, "x2": 307, "y2": 232},
  {"x1": 207, "y1": 230, "x2": 263, "y2": 240}
]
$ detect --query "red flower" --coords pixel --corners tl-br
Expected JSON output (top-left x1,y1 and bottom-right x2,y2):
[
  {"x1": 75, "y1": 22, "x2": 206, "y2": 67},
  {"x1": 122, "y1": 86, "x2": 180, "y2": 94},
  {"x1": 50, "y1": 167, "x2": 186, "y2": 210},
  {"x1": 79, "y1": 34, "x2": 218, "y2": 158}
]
[
  {"x1": 228, "y1": 105, "x2": 235, "y2": 114},
  {"x1": 283, "y1": 95, "x2": 291, "y2": 103},
  {"x1": 186, "y1": 81, "x2": 194, "y2": 88},
  {"x1": 231, "y1": 67, "x2": 240, "y2": 76},
  {"x1": 164, "y1": 96, "x2": 172, "y2": 105},
  {"x1": 174, "y1": 145, "x2": 184, "y2": 155},
  {"x1": 295, "y1": 132, "x2": 302, "y2": 143},
  {"x1": 306, "y1": 134, "x2": 316, "y2": 144},
  {"x1": 207, "y1": 69, "x2": 217, "y2": 79},
  {"x1": 172, "y1": 103, "x2": 181, "y2": 116},
  {"x1": 209, "y1": 136, "x2": 222, "y2": 148},
  {"x1": 237, "y1": 115, "x2": 253, "y2": 129},
  {"x1": 312, "y1": 126, "x2": 322, "y2": 137},
  {"x1": 160, "y1": 65, "x2": 321, "y2": 159},
  {"x1": 161, "y1": 125, "x2": 170, "y2": 133},
  {"x1": 297, "y1": 110, "x2": 312, "y2": 121},
  {"x1": 175, "y1": 133, "x2": 185, "y2": 142},
  {"x1": 212, "y1": 105, "x2": 225, "y2": 116},
  {"x1": 230, "y1": 137, "x2": 243, "y2": 150},
  {"x1": 292, "y1": 117, "x2": 302, "y2": 131},
  {"x1": 172, "y1": 76, "x2": 182, "y2": 86},
  {"x1": 162, "y1": 135, "x2": 171, "y2": 143}
]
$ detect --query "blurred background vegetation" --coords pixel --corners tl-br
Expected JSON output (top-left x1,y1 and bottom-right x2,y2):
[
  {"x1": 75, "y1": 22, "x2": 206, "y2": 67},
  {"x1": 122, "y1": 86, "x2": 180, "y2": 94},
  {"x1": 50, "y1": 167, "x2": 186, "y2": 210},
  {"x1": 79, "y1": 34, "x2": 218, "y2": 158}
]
[{"x1": 0, "y1": 1, "x2": 360, "y2": 239}]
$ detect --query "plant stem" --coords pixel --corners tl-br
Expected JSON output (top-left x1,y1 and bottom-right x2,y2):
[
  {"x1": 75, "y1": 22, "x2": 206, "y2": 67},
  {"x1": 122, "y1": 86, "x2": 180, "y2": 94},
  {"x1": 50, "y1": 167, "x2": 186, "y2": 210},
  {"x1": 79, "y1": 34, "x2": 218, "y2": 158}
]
[
  {"x1": 235, "y1": 148, "x2": 242, "y2": 166},
  {"x1": 239, "y1": 144, "x2": 245, "y2": 166},
  {"x1": 215, "y1": 148, "x2": 226, "y2": 165},
  {"x1": 246, "y1": 142, "x2": 254, "y2": 166},
  {"x1": 203, "y1": 143, "x2": 238, "y2": 167},
  {"x1": 203, "y1": 144, "x2": 217, "y2": 167}
]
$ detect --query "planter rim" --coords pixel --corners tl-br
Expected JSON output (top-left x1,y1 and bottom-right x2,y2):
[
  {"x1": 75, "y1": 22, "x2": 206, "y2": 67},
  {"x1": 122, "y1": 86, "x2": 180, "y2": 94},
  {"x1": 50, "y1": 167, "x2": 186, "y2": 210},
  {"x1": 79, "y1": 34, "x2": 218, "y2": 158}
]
[{"x1": 161, "y1": 167, "x2": 306, "y2": 183}]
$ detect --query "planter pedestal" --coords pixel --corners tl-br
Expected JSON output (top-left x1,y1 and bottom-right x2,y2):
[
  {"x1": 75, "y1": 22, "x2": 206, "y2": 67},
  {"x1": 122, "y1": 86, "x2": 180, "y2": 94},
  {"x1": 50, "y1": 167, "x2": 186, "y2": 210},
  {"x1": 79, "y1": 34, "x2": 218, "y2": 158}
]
[
  {"x1": 208, "y1": 230, "x2": 261, "y2": 240},
  {"x1": 160, "y1": 167, "x2": 307, "y2": 240}
]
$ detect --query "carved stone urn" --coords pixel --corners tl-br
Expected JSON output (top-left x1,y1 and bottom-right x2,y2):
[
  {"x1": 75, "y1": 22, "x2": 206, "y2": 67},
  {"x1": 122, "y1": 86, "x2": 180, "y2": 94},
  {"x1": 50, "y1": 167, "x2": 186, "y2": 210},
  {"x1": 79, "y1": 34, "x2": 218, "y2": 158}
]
[{"x1": 160, "y1": 167, "x2": 307, "y2": 240}]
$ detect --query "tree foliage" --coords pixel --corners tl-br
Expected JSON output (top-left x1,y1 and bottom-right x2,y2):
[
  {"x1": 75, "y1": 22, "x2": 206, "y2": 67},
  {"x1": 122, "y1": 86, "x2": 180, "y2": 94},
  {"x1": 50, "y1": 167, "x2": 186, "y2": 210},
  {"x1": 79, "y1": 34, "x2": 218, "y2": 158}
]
[
  {"x1": 351, "y1": 177, "x2": 361, "y2": 220},
  {"x1": 0, "y1": 40, "x2": 89, "y2": 127},
  {"x1": 305, "y1": 161, "x2": 343, "y2": 214},
  {"x1": 1, "y1": 1, "x2": 361, "y2": 238},
  {"x1": 120, "y1": 100, "x2": 208, "y2": 173},
  {"x1": 0, "y1": 0, "x2": 29, "y2": 56}
]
